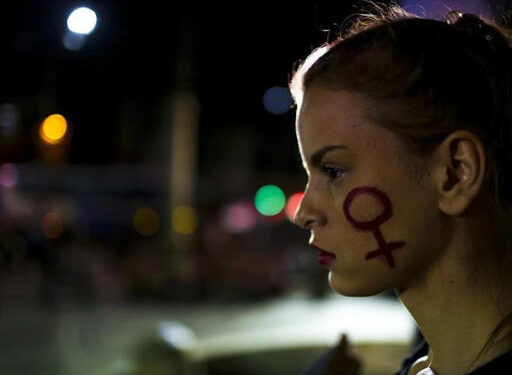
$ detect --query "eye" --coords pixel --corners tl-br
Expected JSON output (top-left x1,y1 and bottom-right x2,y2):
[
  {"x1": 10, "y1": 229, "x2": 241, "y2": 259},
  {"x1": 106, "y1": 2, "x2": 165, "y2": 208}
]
[{"x1": 321, "y1": 164, "x2": 345, "y2": 182}]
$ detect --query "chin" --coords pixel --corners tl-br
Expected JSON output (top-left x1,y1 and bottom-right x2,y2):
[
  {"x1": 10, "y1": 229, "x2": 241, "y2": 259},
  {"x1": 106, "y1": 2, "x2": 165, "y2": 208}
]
[{"x1": 328, "y1": 271, "x2": 389, "y2": 297}]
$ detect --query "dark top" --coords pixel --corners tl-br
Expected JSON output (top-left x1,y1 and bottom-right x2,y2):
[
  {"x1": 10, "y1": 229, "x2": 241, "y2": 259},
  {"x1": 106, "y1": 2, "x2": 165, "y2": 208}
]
[
  {"x1": 301, "y1": 339, "x2": 512, "y2": 375},
  {"x1": 394, "y1": 339, "x2": 512, "y2": 375}
]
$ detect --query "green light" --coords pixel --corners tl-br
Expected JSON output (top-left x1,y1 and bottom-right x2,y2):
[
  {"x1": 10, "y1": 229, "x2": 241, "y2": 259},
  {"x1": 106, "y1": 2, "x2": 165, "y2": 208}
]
[{"x1": 254, "y1": 184, "x2": 286, "y2": 216}]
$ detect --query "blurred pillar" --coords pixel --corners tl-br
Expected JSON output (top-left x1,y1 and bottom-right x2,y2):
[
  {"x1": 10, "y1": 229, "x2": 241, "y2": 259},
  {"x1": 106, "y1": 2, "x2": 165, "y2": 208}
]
[
  {"x1": 169, "y1": 93, "x2": 199, "y2": 248},
  {"x1": 165, "y1": 13, "x2": 201, "y2": 294}
]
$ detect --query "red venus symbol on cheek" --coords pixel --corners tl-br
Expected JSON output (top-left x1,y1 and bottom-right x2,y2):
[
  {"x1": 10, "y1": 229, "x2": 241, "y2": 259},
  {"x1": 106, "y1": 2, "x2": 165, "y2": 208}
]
[{"x1": 343, "y1": 186, "x2": 405, "y2": 268}]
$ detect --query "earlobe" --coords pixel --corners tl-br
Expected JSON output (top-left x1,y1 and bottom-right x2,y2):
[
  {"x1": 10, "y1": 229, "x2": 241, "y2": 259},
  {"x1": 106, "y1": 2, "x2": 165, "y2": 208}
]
[{"x1": 435, "y1": 131, "x2": 486, "y2": 216}]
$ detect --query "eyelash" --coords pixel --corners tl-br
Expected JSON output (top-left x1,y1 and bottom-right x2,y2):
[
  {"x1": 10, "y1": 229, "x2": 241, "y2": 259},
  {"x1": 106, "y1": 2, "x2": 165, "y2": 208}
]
[{"x1": 321, "y1": 165, "x2": 345, "y2": 182}]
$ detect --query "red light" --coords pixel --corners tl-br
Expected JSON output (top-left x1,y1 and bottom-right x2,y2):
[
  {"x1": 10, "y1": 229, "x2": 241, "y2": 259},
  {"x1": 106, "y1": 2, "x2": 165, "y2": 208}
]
[{"x1": 286, "y1": 192, "x2": 304, "y2": 221}]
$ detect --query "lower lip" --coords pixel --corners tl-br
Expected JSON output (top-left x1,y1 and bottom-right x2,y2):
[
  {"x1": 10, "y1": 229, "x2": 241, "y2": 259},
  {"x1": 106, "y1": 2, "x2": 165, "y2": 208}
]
[{"x1": 317, "y1": 250, "x2": 336, "y2": 266}]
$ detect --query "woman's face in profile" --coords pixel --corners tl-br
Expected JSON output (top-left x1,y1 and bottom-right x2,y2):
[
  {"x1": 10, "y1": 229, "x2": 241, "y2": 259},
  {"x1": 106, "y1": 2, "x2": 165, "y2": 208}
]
[{"x1": 295, "y1": 85, "x2": 448, "y2": 296}]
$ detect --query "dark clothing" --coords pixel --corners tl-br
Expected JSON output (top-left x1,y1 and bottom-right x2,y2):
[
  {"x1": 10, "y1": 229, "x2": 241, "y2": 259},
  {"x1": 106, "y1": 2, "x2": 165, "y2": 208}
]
[
  {"x1": 301, "y1": 339, "x2": 512, "y2": 375},
  {"x1": 393, "y1": 338, "x2": 429, "y2": 375},
  {"x1": 395, "y1": 339, "x2": 512, "y2": 375}
]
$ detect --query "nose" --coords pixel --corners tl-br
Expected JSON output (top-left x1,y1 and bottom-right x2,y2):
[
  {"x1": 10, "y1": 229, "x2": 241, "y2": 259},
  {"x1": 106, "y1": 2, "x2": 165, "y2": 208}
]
[{"x1": 294, "y1": 189, "x2": 327, "y2": 229}]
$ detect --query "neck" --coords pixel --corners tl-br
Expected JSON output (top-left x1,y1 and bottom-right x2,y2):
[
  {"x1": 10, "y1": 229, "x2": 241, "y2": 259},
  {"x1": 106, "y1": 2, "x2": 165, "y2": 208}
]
[{"x1": 396, "y1": 228, "x2": 512, "y2": 375}]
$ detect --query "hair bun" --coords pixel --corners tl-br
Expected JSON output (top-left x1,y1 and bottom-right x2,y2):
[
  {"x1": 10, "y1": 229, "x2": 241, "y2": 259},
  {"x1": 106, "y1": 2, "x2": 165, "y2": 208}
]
[
  {"x1": 445, "y1": 10, "x2": 464, "y2": 25},
  {"x1": 447, "y1": 11, "x2": 486, "y2": 32},
  {"x1": 445, "y1": 11, "x2": 511, "y2": 53}
]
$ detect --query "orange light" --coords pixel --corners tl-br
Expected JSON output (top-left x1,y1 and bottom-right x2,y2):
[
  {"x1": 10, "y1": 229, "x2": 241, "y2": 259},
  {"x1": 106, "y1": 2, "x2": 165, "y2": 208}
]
[
  {"x1": 40, "y1": 114, "x2": 68, "y2": 144},
  {"x1": 286, "y1": 192, "x2": 304, "y2": 221}
]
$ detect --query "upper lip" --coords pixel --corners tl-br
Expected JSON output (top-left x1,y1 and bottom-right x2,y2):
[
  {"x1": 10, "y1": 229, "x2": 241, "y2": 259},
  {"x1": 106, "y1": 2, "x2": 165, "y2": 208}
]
[{"x1": 310, "y1": 243, "x2": 335, "y2": 255}]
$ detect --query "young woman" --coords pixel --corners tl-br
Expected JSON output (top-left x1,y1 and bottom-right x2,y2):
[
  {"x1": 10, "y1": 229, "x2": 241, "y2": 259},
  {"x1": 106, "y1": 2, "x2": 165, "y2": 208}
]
[{"x1": 290, "y1": 4, "x2": 512, "y2": 375}]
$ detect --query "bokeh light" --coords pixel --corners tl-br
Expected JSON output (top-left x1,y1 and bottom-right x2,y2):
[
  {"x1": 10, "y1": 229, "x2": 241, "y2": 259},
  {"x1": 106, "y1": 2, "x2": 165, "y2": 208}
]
[
  {"x1": 254, "y1": 184, "x2": 286, "y2": 216},
  {"x1": 40, "y1": 114, "x2": 68, "y2": 145},
  {"x1": 286, "y1": 192, "x2": 304, "y2": 221},
  {"x1": 172, "y1": 205, "x2": 198, "y2": 235},
  {"x1": 0, "y1": 164, "x2": 18, "y2": 188},
  {"x1": 132, "y1": 207, "x2": 159, "y2": 236},
  {"x1": 221, "y1": 200, "x2": 258, "y2": 233},
  {"x1": 41, "y1": 212, "x2": 64, "y2": 239},
  {"x1": 263, "y1": 86, "x2": 293, "y2": 115},
  {"x1": 158, "y1": 321, "x2": 197, "y2": 351},
  {"x1": 67, "y1": 7, "x2": 97, "y2": 35}
]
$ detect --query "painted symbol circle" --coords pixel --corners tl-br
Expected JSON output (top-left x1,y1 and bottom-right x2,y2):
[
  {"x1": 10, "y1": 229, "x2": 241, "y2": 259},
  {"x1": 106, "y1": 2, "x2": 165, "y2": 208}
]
[{"x1": 343, "y1": 186, "x2": 392, "y2": 230}]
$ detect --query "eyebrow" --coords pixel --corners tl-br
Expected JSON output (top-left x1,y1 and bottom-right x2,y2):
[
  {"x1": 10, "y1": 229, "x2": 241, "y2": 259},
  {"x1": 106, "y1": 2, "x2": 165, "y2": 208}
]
[{"x1": 310, "y1": 144, "x2": 347, "y2": 168}]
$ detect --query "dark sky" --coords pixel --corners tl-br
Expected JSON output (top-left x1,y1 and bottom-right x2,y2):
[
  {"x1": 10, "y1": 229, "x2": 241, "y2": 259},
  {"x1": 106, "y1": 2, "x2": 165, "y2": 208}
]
[
  {"x1": 2, "y1": 1, "x2": 509, "y2": 166},
  {"x1": 0, "y1": 1, "x2": 367, "y2": 165}
]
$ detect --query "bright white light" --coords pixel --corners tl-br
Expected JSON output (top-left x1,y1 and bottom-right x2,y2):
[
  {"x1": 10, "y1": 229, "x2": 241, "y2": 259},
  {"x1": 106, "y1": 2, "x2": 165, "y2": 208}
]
[
  {"x1": 67, "y1": 7, "x2": 97, "y2": 35},
  {"x1": 159, "y1": 321, "x2": 197, "y2": 351}
]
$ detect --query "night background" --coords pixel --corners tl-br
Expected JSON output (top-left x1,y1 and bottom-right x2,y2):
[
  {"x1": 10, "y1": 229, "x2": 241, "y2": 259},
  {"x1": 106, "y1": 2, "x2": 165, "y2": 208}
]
[{"x1": 0, "y1": 1, "x2": 510, "y2": 374}]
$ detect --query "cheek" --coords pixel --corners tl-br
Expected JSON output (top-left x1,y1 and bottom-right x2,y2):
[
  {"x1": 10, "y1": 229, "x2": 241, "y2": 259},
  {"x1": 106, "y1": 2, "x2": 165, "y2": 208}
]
[
  {"x1": 342, "y1": 186, "x2": 393, "y2": 229},
  {"x1": 341, "y1": 186, "x2": 406, "y2": 269},
  {"x1": 344, "y1": 192, "x2": 385, "y2": 224}
]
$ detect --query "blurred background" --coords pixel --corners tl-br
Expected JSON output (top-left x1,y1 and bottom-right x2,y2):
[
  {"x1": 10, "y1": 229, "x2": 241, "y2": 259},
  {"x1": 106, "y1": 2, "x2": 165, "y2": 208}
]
[{"x1": 0, "y1": 1, "x2": 510, "y2": 374}]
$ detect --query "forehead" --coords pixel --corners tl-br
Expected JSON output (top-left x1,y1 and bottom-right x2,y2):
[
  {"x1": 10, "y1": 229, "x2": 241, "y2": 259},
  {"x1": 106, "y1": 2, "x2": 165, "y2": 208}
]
[{"x1": 296, "y1": 86, "x2": 388, "y2": 151}]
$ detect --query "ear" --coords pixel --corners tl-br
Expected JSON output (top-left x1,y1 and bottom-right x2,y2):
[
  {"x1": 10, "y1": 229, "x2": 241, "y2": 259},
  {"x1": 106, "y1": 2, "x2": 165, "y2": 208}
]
[{"x1": 433, "y1": 130, "x2": 487, "y2": 216}]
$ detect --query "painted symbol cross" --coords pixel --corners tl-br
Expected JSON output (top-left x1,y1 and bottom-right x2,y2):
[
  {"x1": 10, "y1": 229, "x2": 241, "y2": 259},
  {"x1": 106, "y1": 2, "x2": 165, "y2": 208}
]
[{"x1": 343, "y1": 186, "x2": 405, "y2": 268}]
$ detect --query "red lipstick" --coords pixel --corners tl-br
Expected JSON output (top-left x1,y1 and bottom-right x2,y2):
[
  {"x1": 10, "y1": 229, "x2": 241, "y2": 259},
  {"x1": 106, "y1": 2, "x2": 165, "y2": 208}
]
[{"x1": 311, "y1": 245, "x2": 336, "y2": 266}]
